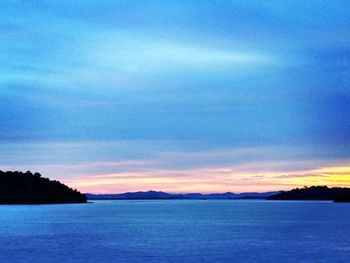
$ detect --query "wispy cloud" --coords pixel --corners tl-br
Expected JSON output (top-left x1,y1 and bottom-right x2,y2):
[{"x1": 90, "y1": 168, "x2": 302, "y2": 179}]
[
  {"x1": 2, "y1": 141, "x2": 350, "y2": 192},
  {"x1": 89, "y1": 35, "x2": 278, "y2": 74},
  {"x1": 63, "y1": 163, "x2": 350, "y2": 194}
]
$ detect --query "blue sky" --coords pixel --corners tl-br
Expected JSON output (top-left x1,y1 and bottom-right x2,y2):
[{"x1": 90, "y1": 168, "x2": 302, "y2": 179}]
[{"x1": 1, "y1": 1, "x2": 350, "y2": 193}]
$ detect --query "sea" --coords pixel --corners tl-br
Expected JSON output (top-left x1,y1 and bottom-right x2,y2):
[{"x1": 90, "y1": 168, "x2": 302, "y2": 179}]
[{"x1": 0, "y1": 200, "x2": 350, "y2": 262}]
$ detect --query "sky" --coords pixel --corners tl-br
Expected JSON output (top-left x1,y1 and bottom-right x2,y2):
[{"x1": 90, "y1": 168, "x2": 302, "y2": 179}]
[{"x1": 1, "y1": 0, "x2": 350, "y2": 193}]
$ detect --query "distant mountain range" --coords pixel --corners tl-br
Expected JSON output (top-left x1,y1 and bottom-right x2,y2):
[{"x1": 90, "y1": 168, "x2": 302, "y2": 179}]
[{"x1": 86, "y1": 190, "x2": 279, "y2": 200}]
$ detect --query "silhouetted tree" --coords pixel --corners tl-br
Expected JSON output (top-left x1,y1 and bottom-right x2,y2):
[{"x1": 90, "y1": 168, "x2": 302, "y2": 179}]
[{"x1": 268, "y1": 186, "x2": 350, "y2": 202}]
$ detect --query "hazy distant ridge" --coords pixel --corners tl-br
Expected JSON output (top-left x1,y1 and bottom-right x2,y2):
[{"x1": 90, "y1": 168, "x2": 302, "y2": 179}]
[{"x1": 86, "y1": 190, "x2": 279, "y2": 200}]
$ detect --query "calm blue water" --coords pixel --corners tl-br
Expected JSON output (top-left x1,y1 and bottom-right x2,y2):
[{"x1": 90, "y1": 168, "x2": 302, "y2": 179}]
[{"x1": 1, "y1": 200, "x2": 350, "y2": 262}]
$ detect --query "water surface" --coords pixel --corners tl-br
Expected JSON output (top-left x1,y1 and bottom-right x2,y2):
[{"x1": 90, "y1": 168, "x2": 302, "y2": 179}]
[{"x1": 1, "y1": 200, "x2": 350, "y2": 262}]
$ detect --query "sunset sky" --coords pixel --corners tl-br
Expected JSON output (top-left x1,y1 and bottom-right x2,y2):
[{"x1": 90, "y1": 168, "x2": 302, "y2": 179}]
[{"x1": 1, "y1": 0, "x2": 350, "y2": 193}]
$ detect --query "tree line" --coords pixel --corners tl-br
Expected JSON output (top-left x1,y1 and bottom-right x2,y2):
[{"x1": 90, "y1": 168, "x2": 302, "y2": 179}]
[{"x1": 0, "y1": 170, "x2": 86, "y2": 204}]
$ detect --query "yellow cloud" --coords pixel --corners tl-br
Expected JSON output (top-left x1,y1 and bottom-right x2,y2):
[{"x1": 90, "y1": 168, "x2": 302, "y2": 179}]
[{"x1": 64, "y1": 164, "x2": 350, "y2": 194}]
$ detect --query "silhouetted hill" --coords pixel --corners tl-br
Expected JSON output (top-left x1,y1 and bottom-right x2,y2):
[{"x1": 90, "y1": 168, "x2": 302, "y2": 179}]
[
  {"x1": 86, "y1": 190, "x2": 278, "y2": 200},
  {"x1": 0, "y1": 170, "x2": 87, "y2": 204},
  {"x1": 268, "y1": 186, "x2": 350, "y2": 202}
]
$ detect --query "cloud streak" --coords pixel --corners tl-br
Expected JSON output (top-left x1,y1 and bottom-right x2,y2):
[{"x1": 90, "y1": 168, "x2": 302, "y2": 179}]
[
  {"x1": 2, "y1": 141, "x2": 350, "y2": 193},
  {"x1": 64, "y1": 164, "x2": 350, "y2": 194}
]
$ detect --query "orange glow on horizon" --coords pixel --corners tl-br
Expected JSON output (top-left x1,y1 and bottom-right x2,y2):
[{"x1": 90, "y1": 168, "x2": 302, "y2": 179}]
[{"x1": 63, "y1": 164, "x2": 350, "y2": 194}]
